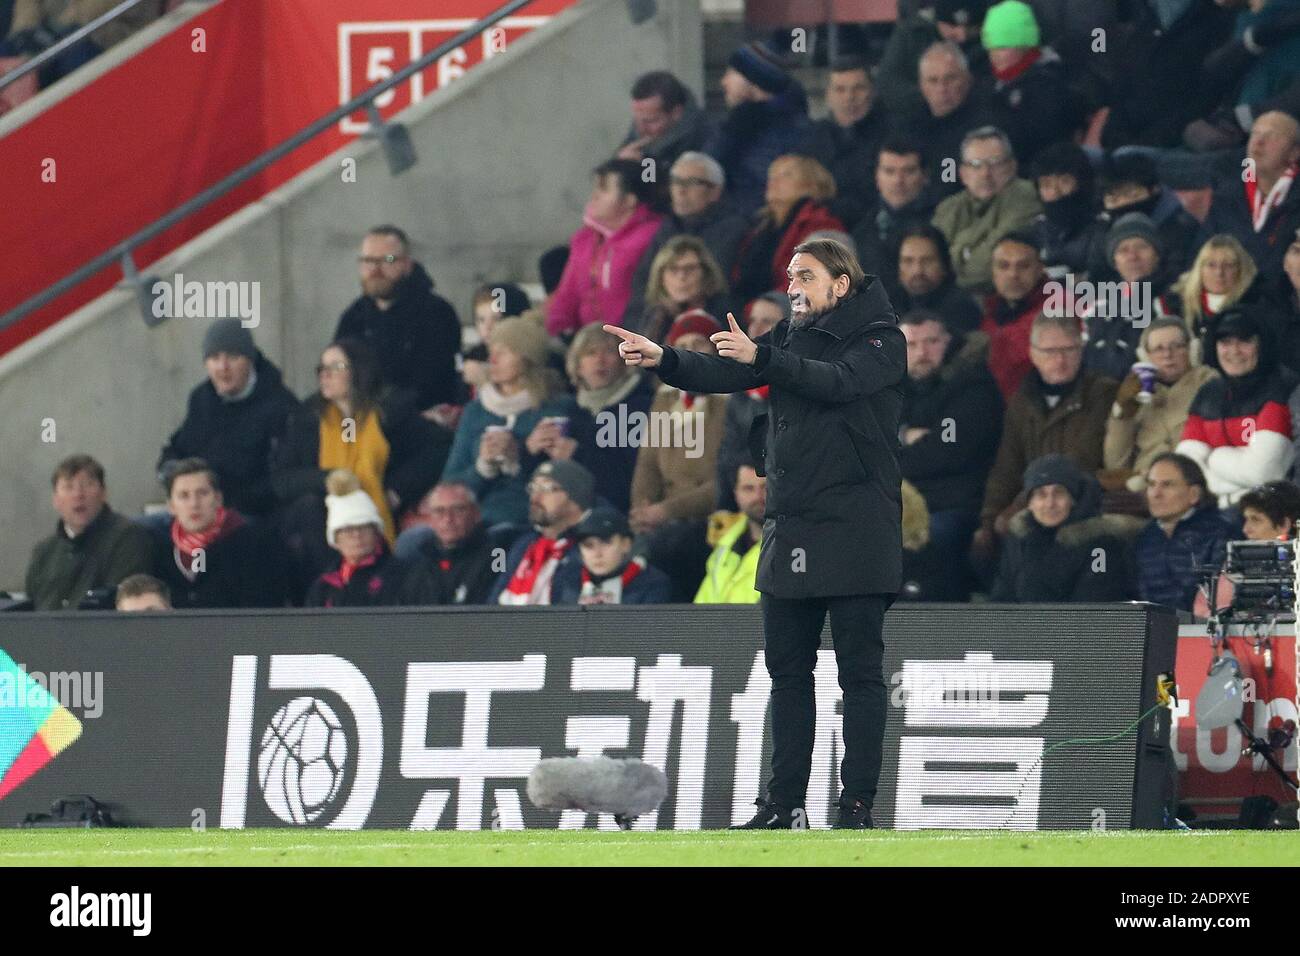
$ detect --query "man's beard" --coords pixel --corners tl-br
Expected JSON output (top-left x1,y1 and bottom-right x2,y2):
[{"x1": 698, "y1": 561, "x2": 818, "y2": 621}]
[
  {"x1": 363, "y1": 276, "x2": 399, "y2": 300},
  {"x1": 792, "y1": 292, "x2": 840, "y2": 326}
]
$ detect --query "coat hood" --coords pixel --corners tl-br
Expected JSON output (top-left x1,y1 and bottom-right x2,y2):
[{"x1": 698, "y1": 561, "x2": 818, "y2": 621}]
[
  {"x1": 1008, "y1": 479, "x2": 1145, "y2": 546},
  {"x1": 1007, "y1": 470, "x2": 1102, "y2": 539},
  {"x1": 250, "y1": 350, "x2": 287, "y2": 394},
  {"x1": 386, "y1": 261, "x2": 437, "y2": 304}
]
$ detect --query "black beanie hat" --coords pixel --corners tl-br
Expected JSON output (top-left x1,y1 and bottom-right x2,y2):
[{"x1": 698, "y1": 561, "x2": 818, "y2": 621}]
[
  {"x1": 728, "y1": 41, "x2": 791, "y2": 95},
  {"x1": 1022, "y1": 453, "x2": 1085, "y2": 500},
  {"x1": 1030, "y1": 141, "x2": 1095, "y2": 194},
  {"x1": 479, "y1": 282, "x2": 532, "y2": 318}
]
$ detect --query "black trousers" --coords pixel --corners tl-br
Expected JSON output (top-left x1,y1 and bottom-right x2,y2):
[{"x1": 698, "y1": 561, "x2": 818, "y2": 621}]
[{"x1": 760, "y1": 592, "x2": 891, "y2": 810}]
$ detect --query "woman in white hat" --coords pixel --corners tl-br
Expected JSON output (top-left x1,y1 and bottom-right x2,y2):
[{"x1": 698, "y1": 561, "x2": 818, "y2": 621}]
[{"x1": 305, "y1": 470, "x2": 436, "y2": 608}]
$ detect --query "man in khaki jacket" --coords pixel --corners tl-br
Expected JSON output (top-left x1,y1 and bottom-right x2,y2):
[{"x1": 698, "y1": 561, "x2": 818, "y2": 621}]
[{"x1": 932, "y1": 126, "x2": 1042, "y2": 294}]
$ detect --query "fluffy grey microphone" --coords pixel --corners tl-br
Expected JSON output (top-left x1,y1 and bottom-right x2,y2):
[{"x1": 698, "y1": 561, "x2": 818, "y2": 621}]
[{"x1": 527, "y1": 757, "x2": 668, "y2": 829}]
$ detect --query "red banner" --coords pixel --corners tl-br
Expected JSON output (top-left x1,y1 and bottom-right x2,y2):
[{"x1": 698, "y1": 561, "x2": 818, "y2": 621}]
[
  {"x1": 0, "y1": 0, "x2": 575, "y2": 356},
  {"x1": 1175, "y1": 626, "x2": 1298, "y2": 821}
]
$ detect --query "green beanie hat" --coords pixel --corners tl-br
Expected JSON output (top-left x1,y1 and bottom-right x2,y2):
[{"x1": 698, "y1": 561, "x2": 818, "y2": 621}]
[{"x1": 981, "y1": 0, "x2": 1039, "y2": 49}]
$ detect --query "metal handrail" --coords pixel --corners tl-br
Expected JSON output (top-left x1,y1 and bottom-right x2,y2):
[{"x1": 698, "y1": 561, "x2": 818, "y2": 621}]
[
  {"x1": 0, "y1": 0, "x2": 154, "y2": 93},
  {"x1": 0, "y1": 0, "x2": 538, "y2": 332}
]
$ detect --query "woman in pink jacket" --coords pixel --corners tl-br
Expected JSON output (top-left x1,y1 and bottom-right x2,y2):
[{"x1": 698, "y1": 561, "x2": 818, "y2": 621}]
[{"x1": 546, "y1": 158, "x2": 664, "y2": 337}]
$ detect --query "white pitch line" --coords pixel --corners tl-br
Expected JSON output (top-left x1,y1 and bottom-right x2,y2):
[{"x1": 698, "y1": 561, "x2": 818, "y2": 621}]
[{"x1": 0, "y1": 829, "x2": 1232, "y2": 861}]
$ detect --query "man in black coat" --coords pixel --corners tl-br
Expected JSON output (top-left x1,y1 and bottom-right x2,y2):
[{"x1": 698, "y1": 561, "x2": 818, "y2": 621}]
[
  {"x1": 889, "y1": 222, "x2": 981, "y2": 334},
  {"x1": 615, "y1": 70, "x2": 715, "y2": 212},
  {"x1": 606, "y1": 237, "x2": 905, "y2": 830},
  {"x1": 334, "y1": 225, "x2": 462, "y2": 413},
  {"x1": 903, "y1": 41, "x2": 992, "y2": 200},
  {"x1": 1198, "y1": 110, "x2": 1300, "y2": 276},
  {"x1": 850, "y1": 134, "x2": 938, "y2": 280},
  {"x1": 151, "y1": 459, "x2": 287, "y2": 608},
  {"x1": 897, "y1": 312, "x2": 1002, "y2": 600},
  {"x1": 1099, "y1": 0, "x2": 1234, "y2": 150},
  {"x1": 158, "y1": 319, "x2": 298, "y2": 517},
  {"x1": 801, "y1": 55, "x2": 893, "y2": 230}
]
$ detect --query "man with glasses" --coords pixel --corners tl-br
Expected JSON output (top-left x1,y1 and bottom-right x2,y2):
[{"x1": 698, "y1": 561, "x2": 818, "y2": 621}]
[
  {"x1": 335, "y1": 224, "x2": 462, "y2": 414},
  {"x1": 973, "y1": 313, "x2": 1118, "y2": 570},
  {"x1": 488, "y1": 461, "x2": 594, "y2": 606},
  {"x1": 394, "y1": 482, "x2": 501, "y2": 606},
  {"x1": 622, "y1": 152, "x2": 748, "y2": 327},
  {"x1": 933, "y1": 126, "x2": 1042, "y2": 292},
  {"x1": 1104, "y1": 319, "x2": 1218, "y2": 493}
]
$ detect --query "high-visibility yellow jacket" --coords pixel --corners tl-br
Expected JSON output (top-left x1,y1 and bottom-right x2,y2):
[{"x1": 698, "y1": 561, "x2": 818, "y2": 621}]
[{"x1": 693, "y1": 514, "x2": 760, "y2": 604}]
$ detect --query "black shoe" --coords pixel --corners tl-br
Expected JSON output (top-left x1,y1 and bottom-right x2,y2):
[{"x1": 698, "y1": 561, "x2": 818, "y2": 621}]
[
  {"x1": 833, "y1": 799, "x2": 874, "y2": 829},
  {"x1": 730, "y1": 799, "x2": 807, "y2": 830}
]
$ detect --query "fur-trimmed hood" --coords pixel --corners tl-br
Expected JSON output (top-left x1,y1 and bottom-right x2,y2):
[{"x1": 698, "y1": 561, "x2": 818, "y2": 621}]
[{"x1": 1008, "y1": 508, "x2": 1146, "y2": 547}]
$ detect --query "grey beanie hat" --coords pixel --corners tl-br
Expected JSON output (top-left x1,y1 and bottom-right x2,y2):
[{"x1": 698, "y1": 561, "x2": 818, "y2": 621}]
[
  {"x1": 202, "y1": 318, "x2": 256, "y2": 360},
  {"x1": 1106, "y1": 212, "x2": 1163, "y2": 264},
  {"x1": 532, "y1": 459, "x2": 596, "y2": 510},
  {"x1": 1022, "y1": 453, "x2": 1085, "y2": 500}
]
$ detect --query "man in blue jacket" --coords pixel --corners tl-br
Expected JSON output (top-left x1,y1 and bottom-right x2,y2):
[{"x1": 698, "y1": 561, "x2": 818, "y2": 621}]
[
  {"x1": 1135, "y1": 453, "x2": 1234, "y2": 611},
  {"x1": 705, "y1": 41, "x2": 811, "y2": 216}
]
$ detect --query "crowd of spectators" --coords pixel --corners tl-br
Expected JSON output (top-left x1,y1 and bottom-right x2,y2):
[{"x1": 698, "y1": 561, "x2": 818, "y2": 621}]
[
  {"x1": 17, "y1": 0, "x2": 1300, "y2": 618},
  {"x1": 0, "y1": 0, "x2": 172, "y2": 115}
]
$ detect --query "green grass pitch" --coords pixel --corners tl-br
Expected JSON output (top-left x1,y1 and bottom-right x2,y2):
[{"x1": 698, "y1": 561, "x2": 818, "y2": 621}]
[{"x1": 0, "y1": 829, "x2": 1295, "y2": 866}]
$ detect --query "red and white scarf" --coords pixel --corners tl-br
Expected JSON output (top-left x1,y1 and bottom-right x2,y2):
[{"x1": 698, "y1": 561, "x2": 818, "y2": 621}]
[
  {"x1": 171, "y1": 507, "x2": 245, "y2": 579},
  {"x1": 498, "y1": 535, "x2": 572, "y2": 605},
  {"x1": 578, "y1": 556, "x2": 646, "y2": 604},
  {"x1": 1245, "y1": 162, "x2": 1297, "y2": 232}
]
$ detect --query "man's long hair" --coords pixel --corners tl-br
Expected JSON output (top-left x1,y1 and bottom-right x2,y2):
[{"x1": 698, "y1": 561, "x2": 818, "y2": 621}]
[
  {"x1": 791, "y1": 237, "x2": 865, "y2": 296},
  {"x1": 790, "y1": 238, "x2": 865, "y2": 322}
]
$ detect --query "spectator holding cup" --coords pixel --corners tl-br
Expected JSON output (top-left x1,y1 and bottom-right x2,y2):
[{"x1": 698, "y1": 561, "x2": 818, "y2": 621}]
[
  {"x1": 442, "y1": 318, "x2": 592, "y2": 530},
  {"x1": 1104, "y1": 318, "x2": 1219, "y2": 493}
]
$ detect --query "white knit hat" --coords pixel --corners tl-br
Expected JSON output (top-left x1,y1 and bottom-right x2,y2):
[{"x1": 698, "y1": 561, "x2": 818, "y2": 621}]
[{"x1": 324, "y1": 470, "x2": 383, "y2": 543}]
